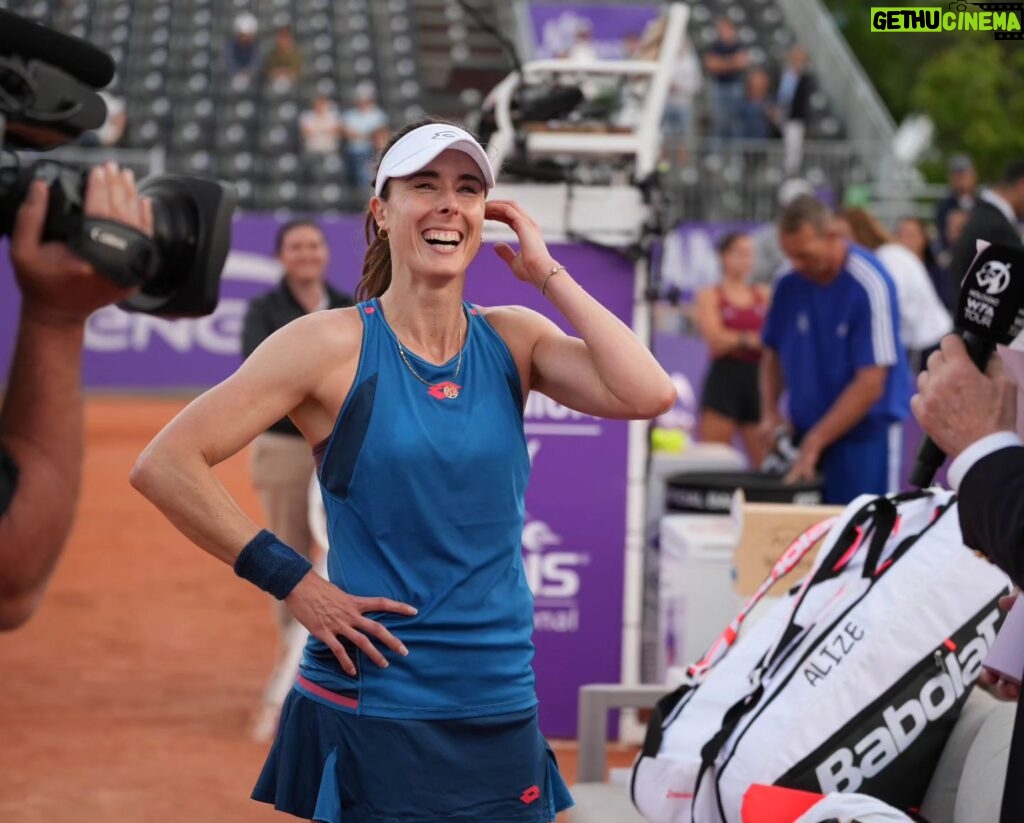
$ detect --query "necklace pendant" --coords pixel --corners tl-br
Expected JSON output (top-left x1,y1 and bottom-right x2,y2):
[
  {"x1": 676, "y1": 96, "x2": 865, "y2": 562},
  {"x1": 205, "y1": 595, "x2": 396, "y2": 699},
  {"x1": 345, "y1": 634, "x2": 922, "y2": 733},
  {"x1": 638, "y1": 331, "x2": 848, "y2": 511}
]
[{"x1": 442, "y1": 384, "x2": 459, "y2": 399}]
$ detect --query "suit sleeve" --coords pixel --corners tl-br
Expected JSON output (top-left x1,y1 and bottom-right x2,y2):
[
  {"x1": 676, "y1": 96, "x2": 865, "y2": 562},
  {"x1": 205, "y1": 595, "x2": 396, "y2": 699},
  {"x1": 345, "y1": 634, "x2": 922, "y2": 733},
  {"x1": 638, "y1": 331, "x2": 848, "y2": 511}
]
[
  {"x1": 791, "y1": 74, "x2": 814, "y2": 122},
  {"x1": 958, "y1": 445, "x2": 1024, "y2": 587},
  {"x1": 241, "y1": 299, "x2": 272, "y2": 361}
]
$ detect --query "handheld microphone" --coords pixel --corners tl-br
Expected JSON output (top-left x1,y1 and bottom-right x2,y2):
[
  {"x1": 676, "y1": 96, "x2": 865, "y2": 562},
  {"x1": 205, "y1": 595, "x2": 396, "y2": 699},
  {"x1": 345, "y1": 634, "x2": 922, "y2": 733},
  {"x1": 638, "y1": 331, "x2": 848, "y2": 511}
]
[
  {"x1": 0, "y1": 9, "x2": 115, "y2": 89},
  {"x1": 910, "y1": 241, "x2": 1024, "y2": 488}
]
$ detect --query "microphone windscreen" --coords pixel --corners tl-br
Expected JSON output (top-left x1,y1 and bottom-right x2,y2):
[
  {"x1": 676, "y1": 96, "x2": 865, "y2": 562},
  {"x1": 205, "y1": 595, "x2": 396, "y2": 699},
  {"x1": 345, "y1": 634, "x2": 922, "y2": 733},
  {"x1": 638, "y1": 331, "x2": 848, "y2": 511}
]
[
  {"x1": 0, "y1": 9, "x2": 115, "y2": 89},
  {"x1": 955, "y1": 242, "x2": 1024, "y2": 345}
]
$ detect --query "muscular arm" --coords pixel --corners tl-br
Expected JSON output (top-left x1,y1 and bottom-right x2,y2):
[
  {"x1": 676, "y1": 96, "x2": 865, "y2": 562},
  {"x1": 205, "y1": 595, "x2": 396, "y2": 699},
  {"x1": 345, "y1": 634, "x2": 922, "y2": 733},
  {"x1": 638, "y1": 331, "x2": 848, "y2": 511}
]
[
  {"x1": 805, "y1": 365, "x2": 887, "y2": 451},
  {"x1": 483, "y1": 200, "x2": 675, "y2": 420},
  {"x1": 759, "y1": 346, "x2": 784, "y2": 424},
  {"x1": 530, "y1": 272, "x2": 676, "y2": 418},
  {"x1": 0, "y1": 317, "x2": 89, "y2": 629},
  {"x1": 0, "y1": 167, "x2": 149, "y2": 630},
  {"x1": 130, "y1": 311, "x2": 355, "y2": 566}
]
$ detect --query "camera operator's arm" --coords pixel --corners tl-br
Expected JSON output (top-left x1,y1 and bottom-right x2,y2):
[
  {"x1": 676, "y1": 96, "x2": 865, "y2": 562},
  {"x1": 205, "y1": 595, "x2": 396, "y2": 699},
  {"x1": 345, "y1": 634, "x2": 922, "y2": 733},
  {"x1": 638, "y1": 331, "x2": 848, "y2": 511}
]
[{"x1": 0, "y1": 165, "x2": 151, "y2": 630}]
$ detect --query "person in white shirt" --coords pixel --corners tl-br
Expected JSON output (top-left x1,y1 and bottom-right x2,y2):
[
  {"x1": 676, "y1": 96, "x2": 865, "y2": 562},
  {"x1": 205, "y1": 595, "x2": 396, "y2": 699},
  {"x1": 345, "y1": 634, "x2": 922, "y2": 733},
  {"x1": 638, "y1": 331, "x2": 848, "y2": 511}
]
[
  {"x1": 661, "y1": 38, "x2": 702, "y2": 164},
  {"x1": 837, "y1": 207, "x2": 952, "y2": 361},
  {"x1": 300, "y1": 95, "x2": 343, "y2": 155},
  {"x1": 340, "y1": 84, "x2": 388, "y2": 196}
]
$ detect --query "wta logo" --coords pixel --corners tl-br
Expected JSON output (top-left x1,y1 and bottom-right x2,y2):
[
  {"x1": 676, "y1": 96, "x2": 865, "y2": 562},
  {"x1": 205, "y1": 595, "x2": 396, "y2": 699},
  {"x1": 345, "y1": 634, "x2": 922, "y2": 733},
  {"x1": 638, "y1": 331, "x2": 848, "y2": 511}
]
[{"x1": 975, "y1": 259, "x2": 1012, "y2": 296}]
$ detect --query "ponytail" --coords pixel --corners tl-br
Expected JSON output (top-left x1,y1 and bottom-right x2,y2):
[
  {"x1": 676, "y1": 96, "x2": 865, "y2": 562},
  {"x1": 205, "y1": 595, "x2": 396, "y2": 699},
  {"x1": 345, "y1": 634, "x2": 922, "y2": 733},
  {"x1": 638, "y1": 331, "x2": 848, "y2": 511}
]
[{"x1": 356, "y1": 210, "x2": 392, "y2": 301}]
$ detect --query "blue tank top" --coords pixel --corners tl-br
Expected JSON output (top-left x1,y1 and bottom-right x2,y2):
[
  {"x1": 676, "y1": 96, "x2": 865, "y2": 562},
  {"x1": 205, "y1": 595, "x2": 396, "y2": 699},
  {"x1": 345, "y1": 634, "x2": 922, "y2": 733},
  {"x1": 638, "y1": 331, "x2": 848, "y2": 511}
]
[{"x1": 298, "y1": 298, "x2": 537, "y2": 719}]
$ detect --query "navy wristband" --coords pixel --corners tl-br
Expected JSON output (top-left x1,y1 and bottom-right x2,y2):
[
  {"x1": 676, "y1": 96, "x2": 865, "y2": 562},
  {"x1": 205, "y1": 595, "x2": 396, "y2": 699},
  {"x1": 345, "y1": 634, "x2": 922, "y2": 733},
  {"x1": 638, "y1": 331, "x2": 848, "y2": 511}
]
[{"x1": 233, "y1": 529, "x2": 312, "y2": 600}]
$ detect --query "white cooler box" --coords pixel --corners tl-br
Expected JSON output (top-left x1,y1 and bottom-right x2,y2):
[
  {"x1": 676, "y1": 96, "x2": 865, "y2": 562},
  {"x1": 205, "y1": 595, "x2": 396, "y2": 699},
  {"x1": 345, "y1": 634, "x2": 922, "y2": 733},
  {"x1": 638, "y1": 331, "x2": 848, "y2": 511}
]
[{"x1": 657, "y1": 513, "x2": 742, "y2": 681}]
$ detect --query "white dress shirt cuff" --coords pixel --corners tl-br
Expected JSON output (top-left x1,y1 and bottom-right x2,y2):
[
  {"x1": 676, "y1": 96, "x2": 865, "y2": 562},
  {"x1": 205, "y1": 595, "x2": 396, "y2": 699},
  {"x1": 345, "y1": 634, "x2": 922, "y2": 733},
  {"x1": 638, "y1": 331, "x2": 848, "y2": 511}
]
[{"x1": 948, "y1": 431, "x2": 1024, "y2": 492}]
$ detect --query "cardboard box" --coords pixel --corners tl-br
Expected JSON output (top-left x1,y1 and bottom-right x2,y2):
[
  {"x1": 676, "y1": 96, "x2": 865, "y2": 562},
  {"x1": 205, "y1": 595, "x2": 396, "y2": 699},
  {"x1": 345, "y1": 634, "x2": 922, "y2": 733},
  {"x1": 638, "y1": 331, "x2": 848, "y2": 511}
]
[{"x1": 732, "y1": 492, "x2": 844, "y2": 597}]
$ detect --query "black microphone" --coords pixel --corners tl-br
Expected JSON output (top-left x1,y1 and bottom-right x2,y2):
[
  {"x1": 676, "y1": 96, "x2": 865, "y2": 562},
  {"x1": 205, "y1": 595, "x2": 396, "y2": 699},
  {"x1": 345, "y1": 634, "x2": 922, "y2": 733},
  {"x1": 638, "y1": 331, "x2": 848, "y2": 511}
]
[
  {"x1": 910, "y1": 242, "x2": 1024, "y2": 488},
  {"x1": 0, "y1": 9, "x2": 115, "y2": 89}
]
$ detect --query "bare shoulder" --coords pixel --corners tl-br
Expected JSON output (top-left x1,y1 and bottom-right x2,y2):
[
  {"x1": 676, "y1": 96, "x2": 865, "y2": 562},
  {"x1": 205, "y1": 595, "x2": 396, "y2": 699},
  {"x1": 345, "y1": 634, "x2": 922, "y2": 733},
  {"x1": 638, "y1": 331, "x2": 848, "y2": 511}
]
[
  {"x1": 479, "y1": 304, "x2": 559, "y2": 342},
  {"x1": 261, "y1": 305, "x2": 363, "y2": 363},
  {"x1": 695, "y1": 285, "x2": 719, "y2": 305}
]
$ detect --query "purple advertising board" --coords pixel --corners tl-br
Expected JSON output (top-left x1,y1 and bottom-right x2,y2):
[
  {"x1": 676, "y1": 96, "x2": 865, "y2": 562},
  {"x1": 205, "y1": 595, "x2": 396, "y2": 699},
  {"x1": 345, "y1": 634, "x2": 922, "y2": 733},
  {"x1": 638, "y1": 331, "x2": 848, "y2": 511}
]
[
  {"x1": 528, "y1": 3, "x2": 661, "y2": 59},
  {"x1": 0, "y1": 216, "x2": 634, "y2": 738}
]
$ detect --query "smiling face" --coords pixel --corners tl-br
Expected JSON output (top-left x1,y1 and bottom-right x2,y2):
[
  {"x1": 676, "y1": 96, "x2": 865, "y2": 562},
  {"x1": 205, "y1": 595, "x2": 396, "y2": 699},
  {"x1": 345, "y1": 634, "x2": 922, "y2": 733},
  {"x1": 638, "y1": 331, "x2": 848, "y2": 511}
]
[
  {"x1": 278, "y1": 224, "x2": 329, "y2": 286},
  {"x1": 371, "y1": 149, "x2": 487, "y2": 284}
]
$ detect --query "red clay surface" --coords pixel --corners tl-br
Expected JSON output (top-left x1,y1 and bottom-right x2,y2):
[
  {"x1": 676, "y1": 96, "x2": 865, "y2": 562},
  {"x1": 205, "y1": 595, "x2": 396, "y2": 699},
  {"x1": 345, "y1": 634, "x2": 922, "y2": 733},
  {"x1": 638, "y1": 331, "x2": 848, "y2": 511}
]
[{"x1": 0, "y1": 396, "x2": 636, "y2": 823}]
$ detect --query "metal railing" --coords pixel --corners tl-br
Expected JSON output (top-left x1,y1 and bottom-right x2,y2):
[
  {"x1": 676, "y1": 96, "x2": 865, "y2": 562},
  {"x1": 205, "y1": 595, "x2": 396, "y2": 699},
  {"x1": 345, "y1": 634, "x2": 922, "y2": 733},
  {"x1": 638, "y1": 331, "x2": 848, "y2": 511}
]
[{"x1": 661, "y1": 136, "x2": 889, "y2": 224}]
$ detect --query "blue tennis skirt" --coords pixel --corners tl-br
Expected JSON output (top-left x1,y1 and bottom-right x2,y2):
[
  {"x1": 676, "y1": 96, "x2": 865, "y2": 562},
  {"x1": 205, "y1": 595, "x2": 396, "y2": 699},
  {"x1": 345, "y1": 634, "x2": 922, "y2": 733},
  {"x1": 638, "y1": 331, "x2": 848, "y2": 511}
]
[{"x1": 252, "y1": 687, "x2": 575, "y2": 822}]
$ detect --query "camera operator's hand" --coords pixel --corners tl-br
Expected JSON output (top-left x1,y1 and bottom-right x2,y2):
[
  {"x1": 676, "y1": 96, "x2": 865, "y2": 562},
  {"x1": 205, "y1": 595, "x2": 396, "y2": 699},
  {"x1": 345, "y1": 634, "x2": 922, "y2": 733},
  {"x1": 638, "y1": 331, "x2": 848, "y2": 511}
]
[{"x1": 10, "y1": 162, "x2": 152, "y2": 326}]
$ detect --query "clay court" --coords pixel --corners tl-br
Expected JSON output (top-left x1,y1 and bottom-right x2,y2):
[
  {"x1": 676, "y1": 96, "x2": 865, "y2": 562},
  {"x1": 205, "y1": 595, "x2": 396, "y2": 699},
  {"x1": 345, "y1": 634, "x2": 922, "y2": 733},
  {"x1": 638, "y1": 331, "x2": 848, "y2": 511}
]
[{"x1": 0, "y1": 396, "x2": 636, "y2": 823}]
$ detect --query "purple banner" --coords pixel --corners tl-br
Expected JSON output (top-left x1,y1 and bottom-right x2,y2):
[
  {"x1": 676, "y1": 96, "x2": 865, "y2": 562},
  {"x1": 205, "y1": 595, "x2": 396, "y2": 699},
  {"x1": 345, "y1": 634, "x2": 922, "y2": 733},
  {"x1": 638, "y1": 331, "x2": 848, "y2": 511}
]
[
  {"x1": 0, "y1": 217, "x2": 634, "y2": 738},
  {"x1": 528, "y1": 3, "x2": 660, "y2": 59}
]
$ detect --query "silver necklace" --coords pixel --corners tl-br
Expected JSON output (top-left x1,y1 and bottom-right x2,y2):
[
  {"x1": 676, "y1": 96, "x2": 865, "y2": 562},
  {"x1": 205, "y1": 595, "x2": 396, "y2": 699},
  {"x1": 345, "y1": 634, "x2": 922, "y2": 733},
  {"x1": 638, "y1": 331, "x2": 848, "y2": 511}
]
[{"x1": 378, "y1": 299, "x2": 467, "y2": 399}]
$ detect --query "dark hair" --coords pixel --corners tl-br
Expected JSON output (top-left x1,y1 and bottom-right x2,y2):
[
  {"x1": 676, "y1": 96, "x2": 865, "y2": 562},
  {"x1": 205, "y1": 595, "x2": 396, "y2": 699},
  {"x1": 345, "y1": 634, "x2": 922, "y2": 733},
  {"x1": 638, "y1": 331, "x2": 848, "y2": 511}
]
[
  {"x1": 838, "y1": 207, "x2": 892, "y2": 251},
  {"x1": 778, "y1": 194, "x2": 831, "y2": 235},
  {"x1": 274, "y1": 219, "x2": 324, "y2": 253},
  {"x1": 716, "y1": 231, "x2": 749, "y2": 255},
  {"x1": 356, "y1": 115, "x2": 479, "y2": 302},
  {"x1": 898, "y1": 216, "x2": 939, "y2": 270},
  {"x1": 1001, "y1": 159, "x2": 1024, "y2": 185}
]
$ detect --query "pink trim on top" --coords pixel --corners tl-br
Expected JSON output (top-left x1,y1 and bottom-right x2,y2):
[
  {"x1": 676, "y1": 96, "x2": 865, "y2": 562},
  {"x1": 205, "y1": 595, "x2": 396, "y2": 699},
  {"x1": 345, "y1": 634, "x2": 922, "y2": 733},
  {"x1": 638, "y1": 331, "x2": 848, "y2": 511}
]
[
  {"x1": 831, "y1": 525, "x2": 865, "y2": 573},
  {"x1": 297, "y1": 674, "x2": 359, "y2": 709},
  {"x1": 312, "y1": 437, "x2": 330, "y2": 471}
]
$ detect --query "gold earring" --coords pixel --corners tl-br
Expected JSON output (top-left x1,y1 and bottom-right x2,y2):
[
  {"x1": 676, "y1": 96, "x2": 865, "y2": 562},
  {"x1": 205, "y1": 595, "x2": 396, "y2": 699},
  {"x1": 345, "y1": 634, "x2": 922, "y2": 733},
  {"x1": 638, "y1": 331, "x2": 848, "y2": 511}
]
[{"x1": 378, "y1": 227, "x2": 389, "y2": 240}]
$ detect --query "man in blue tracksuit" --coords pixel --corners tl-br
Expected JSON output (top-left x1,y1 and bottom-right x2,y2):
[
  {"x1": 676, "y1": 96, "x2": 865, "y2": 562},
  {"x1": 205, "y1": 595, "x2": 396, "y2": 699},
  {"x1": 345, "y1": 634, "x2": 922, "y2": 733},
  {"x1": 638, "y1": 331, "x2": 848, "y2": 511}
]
[{"x1": 760, "y1": 195, "x2": 911, "y2": 504}]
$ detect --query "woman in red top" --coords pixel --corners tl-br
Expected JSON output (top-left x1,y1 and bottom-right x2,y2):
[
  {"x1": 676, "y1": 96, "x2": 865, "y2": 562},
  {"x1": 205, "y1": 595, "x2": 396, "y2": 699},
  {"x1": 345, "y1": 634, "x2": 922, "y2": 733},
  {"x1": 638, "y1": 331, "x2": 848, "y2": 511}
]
[{"x1": 693, "y1": 232, "x2": 770, "y2": 466}]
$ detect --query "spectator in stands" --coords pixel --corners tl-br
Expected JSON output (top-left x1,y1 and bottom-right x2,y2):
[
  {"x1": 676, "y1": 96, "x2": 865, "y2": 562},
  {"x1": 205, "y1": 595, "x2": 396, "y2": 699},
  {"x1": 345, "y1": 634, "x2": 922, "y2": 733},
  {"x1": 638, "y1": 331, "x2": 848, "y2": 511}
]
[
  {"x1": 947, "y1": 159, "x2": 1024, "y2": 306},
  {"x1": 738, "y1": 68, "x2": 776, "y2": 140},
  {"x1": 704, "y1": 17, "x2": 749, "y2": 141},
  {"x1": 760, "y1": 195, "x2": 911, "y2": 504},
  {"x1": 241, "y1": 220, "x2": 354, "y2": 741},
  {"x1": 944, "y1": 207, "x2": 969, "y2": 254},
  {"x1": 935, "y1": 154, "x2": 978, "y2": 251},
  {"x1": 694, "y1": 232, "x2": 770, "y2": 466},
  {"x1": 836, "y1": 207, "x2": 952, "y2": 362},
  {"x1": 227, "y1": 12, "x2": 260, "y2": 79},
  {"x1": 568, "y1": 19, "x2": 598, "y2": 61},
  {"x1": 896, "y1": 216, "x2": 954, "y2": 313},
  {"x1": 660, "y1": 37, "x2": 702, "y2": 165},
  {"x1": 776, "y1": 46, "x2": 814, "y2": 175},
  {"x1": 300, "y1": 95, "x2": 343, "y2": 156},
  {"x1": 341, "y1": 84, "x2": 389, "y2": 197},
  {"x1": 264, "y1": 24, "x2": 302, "y2": 88}
]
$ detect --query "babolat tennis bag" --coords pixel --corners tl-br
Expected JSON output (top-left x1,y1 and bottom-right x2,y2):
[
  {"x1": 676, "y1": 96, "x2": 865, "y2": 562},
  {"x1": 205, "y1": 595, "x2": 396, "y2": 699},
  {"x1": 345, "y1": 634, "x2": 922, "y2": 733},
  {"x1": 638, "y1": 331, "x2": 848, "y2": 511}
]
[{"x1": 631, "y1": 490, "x2": 1012, "y2": 823}]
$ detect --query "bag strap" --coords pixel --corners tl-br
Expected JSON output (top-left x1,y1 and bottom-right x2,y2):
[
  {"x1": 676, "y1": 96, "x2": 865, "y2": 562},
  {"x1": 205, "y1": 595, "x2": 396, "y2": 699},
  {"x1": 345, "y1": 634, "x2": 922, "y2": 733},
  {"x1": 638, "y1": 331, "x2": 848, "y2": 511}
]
[
  {"x1": 685, "y1": 515, "x2": 836, "y2": 682},
  {"x1": 757, "y1": 497, "x2": 896, "y2": 679}
]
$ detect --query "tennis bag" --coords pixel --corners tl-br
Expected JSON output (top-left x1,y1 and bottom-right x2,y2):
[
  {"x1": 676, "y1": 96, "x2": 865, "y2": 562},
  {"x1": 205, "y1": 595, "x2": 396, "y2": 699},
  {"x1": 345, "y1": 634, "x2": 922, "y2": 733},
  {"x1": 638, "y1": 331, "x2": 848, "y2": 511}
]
[{"x1": 631, "y1": 490, "x2": 1012, "y2": 823}]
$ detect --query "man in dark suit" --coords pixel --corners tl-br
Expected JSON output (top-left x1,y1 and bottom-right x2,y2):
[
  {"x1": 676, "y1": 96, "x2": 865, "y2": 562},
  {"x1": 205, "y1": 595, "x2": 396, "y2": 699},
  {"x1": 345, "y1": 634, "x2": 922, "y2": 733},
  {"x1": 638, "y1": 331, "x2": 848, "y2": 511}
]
[
  {"x1": 776, "y1": 46, "x2": 814, "y2": 175},
  {"x1": 935, "y1": 154, "x2": 978, "y2": 251},
  {"x1": 913, "y1": 333, "x2": 1024, "y2": 819},
  {"x1": 947, "y1": 160, "x2": 1024, "y2": 306}
]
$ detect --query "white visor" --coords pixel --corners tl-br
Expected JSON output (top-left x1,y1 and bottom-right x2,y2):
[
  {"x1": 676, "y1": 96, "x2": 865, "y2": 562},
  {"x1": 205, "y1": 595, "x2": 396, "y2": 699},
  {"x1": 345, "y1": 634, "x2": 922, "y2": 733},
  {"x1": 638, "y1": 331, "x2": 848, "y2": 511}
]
[{"x1": 374, "y1": 124, "x2": 495, "y2": 197}]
